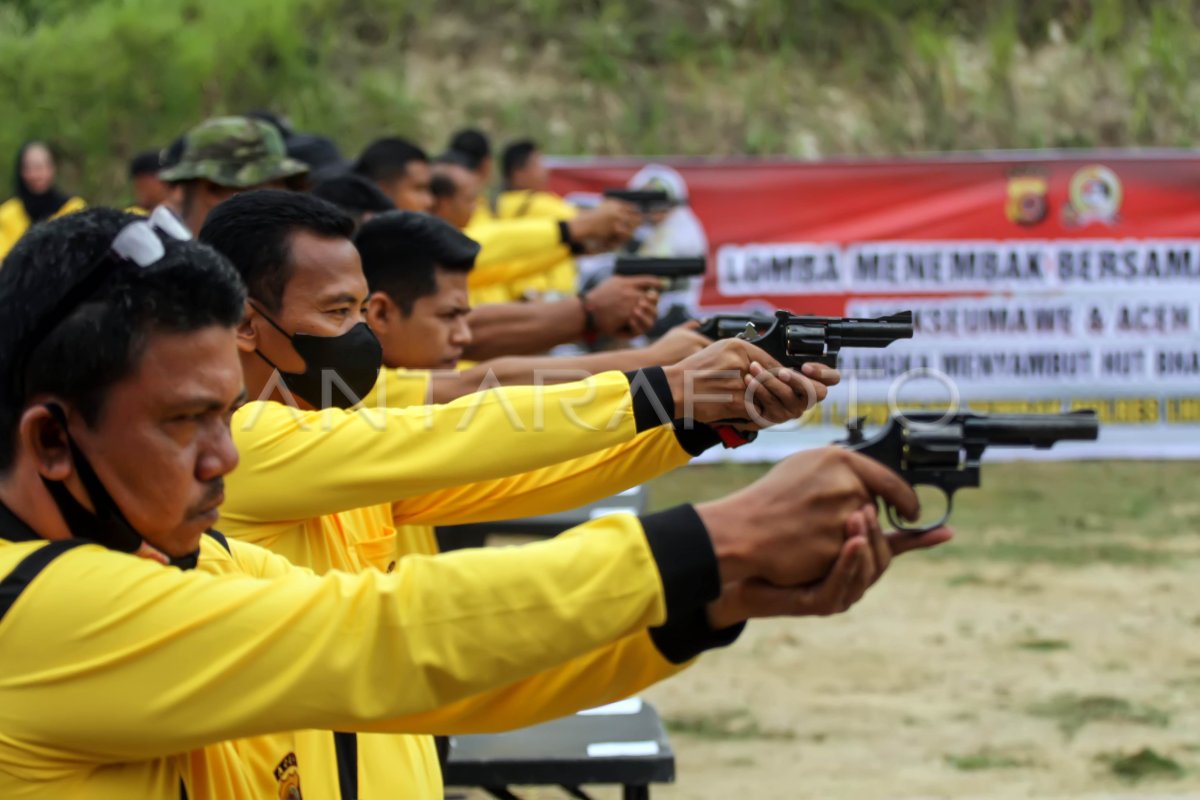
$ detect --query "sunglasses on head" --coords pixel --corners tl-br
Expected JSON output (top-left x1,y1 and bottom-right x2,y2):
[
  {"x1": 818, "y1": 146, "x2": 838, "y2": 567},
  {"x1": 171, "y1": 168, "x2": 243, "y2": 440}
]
[{"x1": 13, "y1": 206, "x2": 194, "y2": 397}]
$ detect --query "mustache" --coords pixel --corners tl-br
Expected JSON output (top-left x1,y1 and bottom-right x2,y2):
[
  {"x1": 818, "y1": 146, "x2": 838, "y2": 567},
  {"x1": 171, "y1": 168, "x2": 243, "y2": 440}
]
[{"x1": 186, "y1": 479, "x2": 225, "y2": 518}]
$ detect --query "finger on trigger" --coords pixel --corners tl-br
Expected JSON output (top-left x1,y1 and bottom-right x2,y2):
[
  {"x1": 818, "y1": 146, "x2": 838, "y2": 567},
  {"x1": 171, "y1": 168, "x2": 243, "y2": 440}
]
[
  {"x1": 842, "y1": 449, "x2": 920, "y2": 522},
  {"x1": 862, "y1": 502, "x2": 891, "y2": 576}
]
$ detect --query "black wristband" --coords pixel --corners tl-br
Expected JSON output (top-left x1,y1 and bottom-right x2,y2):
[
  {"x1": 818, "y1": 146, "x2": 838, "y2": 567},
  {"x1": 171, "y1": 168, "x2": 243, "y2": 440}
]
[
  {"x1": 670, "y1": 420, "x2": 722, "y2": 456},
  {"x1": 623, "y1": 367, "x2": 674, "y2": 432},
  {"x1": 638, "y1": 504, "x2": 721, "y2": 622},
  {"x1": 650, "y1": 606, "x2": 746, "y2": 664},
  {"x1": 559, "y1": 220, "x2": 586, "y2": 255}
]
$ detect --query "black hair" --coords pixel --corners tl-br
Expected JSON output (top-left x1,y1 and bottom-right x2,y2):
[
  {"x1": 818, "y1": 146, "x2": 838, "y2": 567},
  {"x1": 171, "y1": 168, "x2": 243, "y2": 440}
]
[
  {"x1": 355, "y1": 211, "x2": 479, "y2": 315},
  {"x1": 198, "y1": 189, "x2": 355, "y2": 313},
  {"x1": 435, "y1": 149, "x2": 476, "y2": 170},
  {"x1": 353, "y1": 137, "x2": 429, "y2": 184},
  {"x1": 14, "y1": 141, "x2": 69, "y2": 223},
  {"x1": 160, "y1": 135, "x2": 187, "y2": 172},
  {"x1": 128, "y1": 149, "x2": 163, "y2": 178},
  {"x1": 312, "y1": 172, "x2": 395, "y2": 216},
  {"x1": 430, "y1": 168, "x2": 459, "y2": 201},
  {"x1": 287, "y1": 133, "x2": 344, "y2": 172},
  {"x1": 0, "y1": 207, "x2": 246, "y2": 472},
  {"x1": 447, "y1": 128, "x2": 490, "y2": 171},
  {"x1": 501, "y1": 139, "x2": 538, "y2": 183},
  {"x1": 245, "y1": 109, "x2": 293, "y2": 138}
]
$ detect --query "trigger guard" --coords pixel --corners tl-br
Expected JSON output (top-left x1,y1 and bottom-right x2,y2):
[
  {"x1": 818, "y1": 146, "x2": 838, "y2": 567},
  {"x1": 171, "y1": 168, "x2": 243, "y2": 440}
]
[{"x1": 885, "y1": 489, "x2": 952, "y2": 535}]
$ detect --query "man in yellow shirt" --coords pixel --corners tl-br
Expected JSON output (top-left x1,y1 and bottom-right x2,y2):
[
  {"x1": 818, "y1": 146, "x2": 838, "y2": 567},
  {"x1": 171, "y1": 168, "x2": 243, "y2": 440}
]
[
  {"x1": 432, "y1": 156, "x2": 639, "y2": 304},
  {"x1": 196, "y1": 190, "x2": 863, "y2": 798},
  {"x1": 357, "y1": 210, "x2": 710, "y2": 403},
  {"x1": 0, "y1": 206, "x2": 942, "y2": 798},
  {"x1": 444, "y1": 127, "x2": 496, "y2": 228},
  {"x1": 353, "y1": 136, "x2": 660, "y2": 352},
  {"x1": 496, "y1": 137, "x2": 574, "y2": 221}
]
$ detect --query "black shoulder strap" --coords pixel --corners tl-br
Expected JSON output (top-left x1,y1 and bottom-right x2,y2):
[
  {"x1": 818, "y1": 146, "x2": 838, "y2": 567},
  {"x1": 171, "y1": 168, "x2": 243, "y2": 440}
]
[
  {"x1": 0, "y1": 539, "x2": 86, "y2": 622},
  {"x1": 204, "y1": 529, "x2": 232, "y2": 554},
  {"x1": 515, "y1": 189, "x2": 535, "y2": 218},
  {"x1": 333, "y1": 731, "x2": 358, "y2": 800}
]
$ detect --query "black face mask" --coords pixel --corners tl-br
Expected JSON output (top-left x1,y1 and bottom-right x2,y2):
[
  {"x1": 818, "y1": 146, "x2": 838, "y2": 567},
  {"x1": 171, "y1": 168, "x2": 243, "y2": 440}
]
[
  {"x1": 254, "y1": 309, "x2": 382, "y2": 410},
  {"x1": 40, "y1": 403, "x2": 201, "y2": 570}
]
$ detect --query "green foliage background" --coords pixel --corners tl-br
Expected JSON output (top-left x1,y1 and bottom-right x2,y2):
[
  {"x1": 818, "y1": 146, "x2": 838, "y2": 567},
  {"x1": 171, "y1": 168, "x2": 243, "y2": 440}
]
[{"x1": 2, "y1": 0, "x2": 1199, "y2": 203}]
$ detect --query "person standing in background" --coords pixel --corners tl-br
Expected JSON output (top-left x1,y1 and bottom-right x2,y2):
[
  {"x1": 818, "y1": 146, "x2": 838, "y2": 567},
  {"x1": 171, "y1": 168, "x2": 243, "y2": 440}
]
[
  {"x1": 128, "y1": 149, "x2": 171, "y2": 213},
  {"x1": 0, "y1": 141, "x2": 85, "y2": 261},
  {"x1": 446, "y1": 127, "x2": 494, "y2": 218}
]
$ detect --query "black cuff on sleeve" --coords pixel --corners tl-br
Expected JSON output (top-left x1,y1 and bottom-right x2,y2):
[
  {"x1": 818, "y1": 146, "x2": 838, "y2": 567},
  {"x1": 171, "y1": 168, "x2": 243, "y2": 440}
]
[
  {"x1": 558, "y1": 220, "x2": 586, "y2": 255},
  {"x1": 670, "y1": 420, "x2": 722, "y2": 456},
  {"x1": 623, "y1": 367, "x2": 674, "y2": 432},
  {"x1": 639, "y1": 504, "x2": 720, "y2": 623},
  {"x1": 650, "y1": 606, "x2": 746, "y2": 664}
]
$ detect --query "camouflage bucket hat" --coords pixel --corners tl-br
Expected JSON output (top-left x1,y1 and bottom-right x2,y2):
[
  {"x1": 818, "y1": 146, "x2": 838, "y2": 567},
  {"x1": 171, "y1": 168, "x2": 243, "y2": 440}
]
[{"x1": 158, "y1": 116, "x2": 310, "y2": 188}]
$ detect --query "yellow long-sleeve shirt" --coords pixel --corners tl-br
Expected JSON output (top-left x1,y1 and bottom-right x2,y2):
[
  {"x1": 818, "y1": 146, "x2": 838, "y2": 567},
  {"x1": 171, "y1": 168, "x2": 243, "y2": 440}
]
[
  {"x1": 0, "y1": 196, "x2": 86, "y2": 261},
  {"x1": 464, "y1": 217, "x2": 575, "y2": 304},
  {"x1": 220, "y1": 370, "x2": 726, "y2": 799},
  {"x1": 0, "y1": 499, "x2": 723, "y2": 799},
  {"x1": 490, "y1": 189, "x2": 580, "y2": 300}
]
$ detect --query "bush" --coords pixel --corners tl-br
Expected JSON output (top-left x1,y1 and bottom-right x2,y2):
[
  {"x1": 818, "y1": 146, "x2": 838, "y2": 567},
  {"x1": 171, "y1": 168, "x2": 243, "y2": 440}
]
[{"x1": 1, "y1": 0, "x2": 1198, "y2": 205}]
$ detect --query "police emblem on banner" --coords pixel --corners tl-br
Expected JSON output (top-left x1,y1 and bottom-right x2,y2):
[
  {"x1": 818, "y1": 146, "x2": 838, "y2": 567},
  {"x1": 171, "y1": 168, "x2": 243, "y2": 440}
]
[
  {"x1": 1005, "y1": 168, "x2": 1048, "y2": 226},
  {"x1": 274, "y1": 752, "x2": 303, "y2": 800},
  {"x1": 1063, "y1": 164, "x2": 1122, "y2": 227}
]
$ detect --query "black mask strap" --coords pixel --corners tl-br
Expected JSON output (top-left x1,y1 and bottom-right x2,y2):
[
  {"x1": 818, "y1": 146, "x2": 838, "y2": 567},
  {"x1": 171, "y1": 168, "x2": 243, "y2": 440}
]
[
  {"x1": 251, "y1": 302, "x2": 293, "y2": 340},
  {"x1": 40, "y1": 403, "x2": 200, "y2": 569}
]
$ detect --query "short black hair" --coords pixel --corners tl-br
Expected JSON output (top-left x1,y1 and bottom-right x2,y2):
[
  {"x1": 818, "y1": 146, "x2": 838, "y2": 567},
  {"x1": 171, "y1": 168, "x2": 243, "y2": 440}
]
[
  {"x1": 353, "y1": 137, "x2": 429, "y2": 184},
  {"x1": 434, "y1": 149, "x2": 475, "y2": 170},
  {"x1": 447, "y1": 128, "x2": 490, "y2": 170},
  {"x1": 430, "y1": 168, "x2": 459, "y2": 201},
  {"x1": 245, "y1": 109, "x2": 292, "y2": 138},
  {"x1": 198, "y1": 189, "x2": 355, "y2": 313},
  {"x1": 160, "y1": 135, "x2": 187, "y2": 172},
  {"x1": 129, "y1": 149, "x2": 163, "y2": 178},
  {"x1": 312, "y1": 173, "x2": 395, "y2": 217},
  {"x1": 0, "y1": 208, "x2": 246, "y2": 472},
  {"x1": 355, "y1": 211, "x2": 479, "y2": 315},
  {"x1": 501, "y1": 139, "x2": 538, "y2": 182}
]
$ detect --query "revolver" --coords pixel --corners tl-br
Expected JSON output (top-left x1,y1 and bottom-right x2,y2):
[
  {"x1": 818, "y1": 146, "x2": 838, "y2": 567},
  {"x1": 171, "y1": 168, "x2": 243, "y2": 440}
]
[
  {"x1": 838, "y1": 410, "x2": 1100, "y2": 532},
  {"x1": 697, "y1": 310, "x2": 914, "y2": 369}
]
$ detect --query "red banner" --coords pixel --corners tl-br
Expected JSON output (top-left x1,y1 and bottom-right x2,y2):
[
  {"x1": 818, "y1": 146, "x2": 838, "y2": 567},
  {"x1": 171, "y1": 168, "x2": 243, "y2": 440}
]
[
  {"x1": 549, "y1": 154, "x2": 1200, "y2": 460},
  {"x1": 549, "y1": 154, "x2": 1200, "y2": 314}
]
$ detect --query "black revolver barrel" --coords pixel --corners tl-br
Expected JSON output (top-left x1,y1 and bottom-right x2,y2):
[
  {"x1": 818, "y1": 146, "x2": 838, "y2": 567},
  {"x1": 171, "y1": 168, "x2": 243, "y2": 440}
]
[
  {"x1": 962, "y1": 410, "x2": 1099, "y2": 448},
  {"x1": 786, "y1": 310, "x2": 914, "y2": 351}
]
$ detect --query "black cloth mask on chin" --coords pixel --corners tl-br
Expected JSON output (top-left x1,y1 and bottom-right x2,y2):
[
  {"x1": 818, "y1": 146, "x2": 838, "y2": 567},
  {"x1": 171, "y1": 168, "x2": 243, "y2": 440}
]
[
  {"x1": 252, "y1": 307, "x2": 383, "y2": 410},
  {"x1": 40, "y1": 403, "x2": 201, "y2": 570}
]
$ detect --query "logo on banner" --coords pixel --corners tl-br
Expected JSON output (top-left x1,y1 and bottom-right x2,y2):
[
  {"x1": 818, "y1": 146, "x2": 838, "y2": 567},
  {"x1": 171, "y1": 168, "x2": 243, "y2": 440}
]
[
  {"x1": 1005, "y1": 168, "x2": 1048, "y2": 226},
  {"x1": 1063, "y1": 165, "x2": 1122, "y2": 227}
]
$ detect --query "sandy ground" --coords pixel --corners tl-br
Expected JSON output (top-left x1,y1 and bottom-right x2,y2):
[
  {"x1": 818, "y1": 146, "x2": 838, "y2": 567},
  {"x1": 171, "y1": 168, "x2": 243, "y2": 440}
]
[
  {"x1": 458, "y1": 549, "x2": 1200, "y2": 800},
  {"x1": 456, "y1": 464, "x2": 1200, "y2": 798},
  {"x1": 644, "y1": 556, "x2": 1200, "y2": 799}
]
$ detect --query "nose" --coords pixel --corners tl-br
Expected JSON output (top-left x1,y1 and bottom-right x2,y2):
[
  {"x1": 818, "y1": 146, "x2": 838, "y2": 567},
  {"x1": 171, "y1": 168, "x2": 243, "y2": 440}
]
[
  {"x1": 197, "y1": 422, "x2": 240, "y2": 483},
  {"x1": 451, "y1": 317, "x2": 473, "y2": 347}
]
